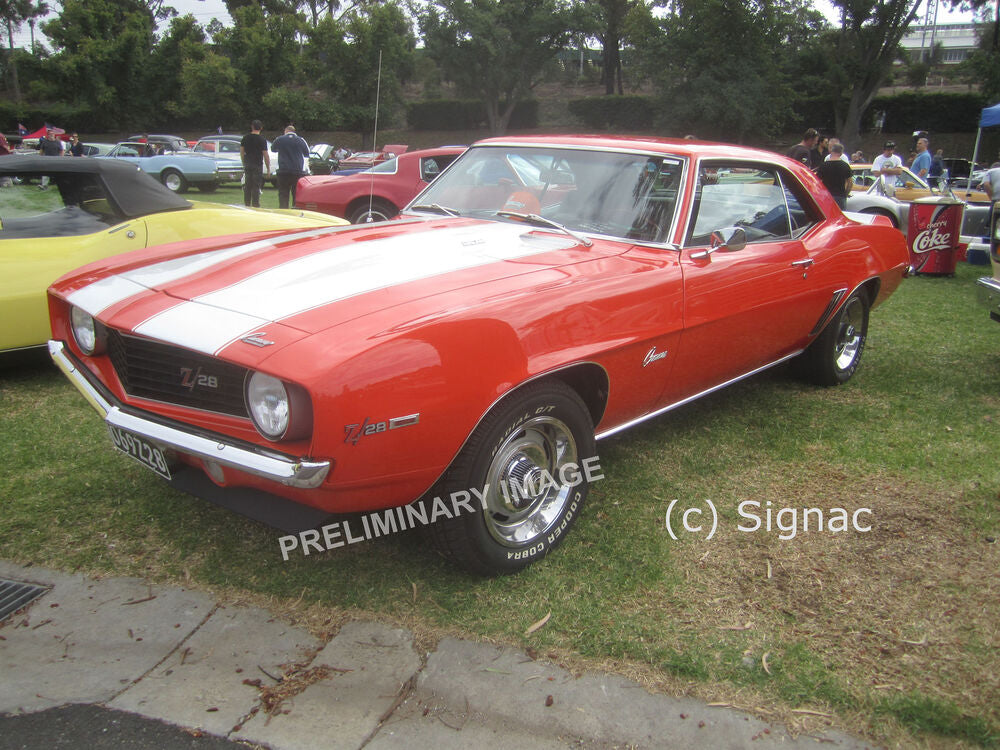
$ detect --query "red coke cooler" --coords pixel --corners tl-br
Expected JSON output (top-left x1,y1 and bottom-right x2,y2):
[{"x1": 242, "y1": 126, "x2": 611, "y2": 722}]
[{"x1": 906, "y1": 196, "x2": 965, "y2": 275}]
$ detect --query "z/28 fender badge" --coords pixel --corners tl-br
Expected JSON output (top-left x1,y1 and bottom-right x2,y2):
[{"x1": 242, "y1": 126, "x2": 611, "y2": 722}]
[{"x1": 344, "y1": 414, "x2": 420, "y2": 445}]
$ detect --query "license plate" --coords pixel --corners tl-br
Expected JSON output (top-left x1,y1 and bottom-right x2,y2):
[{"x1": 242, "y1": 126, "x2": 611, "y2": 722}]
[{"x1": 107, "y1": 424, "x2": 172, "y2": 479}]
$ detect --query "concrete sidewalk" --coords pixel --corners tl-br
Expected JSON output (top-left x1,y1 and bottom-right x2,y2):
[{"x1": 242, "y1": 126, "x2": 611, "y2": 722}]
[{"x1": 0, "y1": 561, "x2": 874, "y2": 749}]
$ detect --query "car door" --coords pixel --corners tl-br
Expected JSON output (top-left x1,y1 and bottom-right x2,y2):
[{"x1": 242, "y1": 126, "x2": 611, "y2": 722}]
[{"x1": 665, "y1": 162, "x2": 837, "y2": 400}]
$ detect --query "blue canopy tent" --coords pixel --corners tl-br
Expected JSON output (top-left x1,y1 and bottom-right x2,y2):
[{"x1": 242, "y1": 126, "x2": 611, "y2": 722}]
[{"x1": 966, "y1": 102, "x2": 1000, "y2": 194}]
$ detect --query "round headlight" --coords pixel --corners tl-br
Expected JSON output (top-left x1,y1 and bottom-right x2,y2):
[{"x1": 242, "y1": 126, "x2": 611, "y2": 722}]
[
  {"x1": 246, "y1": 371, "x2": 290, "y2": 440},
  {"x1": 71, "y1": 306, "x2": 97, "y2": 354}
]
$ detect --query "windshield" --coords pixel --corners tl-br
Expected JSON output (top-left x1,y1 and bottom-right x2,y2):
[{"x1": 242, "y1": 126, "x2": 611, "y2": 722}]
[{"x1": 409, "y1": 145, "x2": 684, "y2": 243}]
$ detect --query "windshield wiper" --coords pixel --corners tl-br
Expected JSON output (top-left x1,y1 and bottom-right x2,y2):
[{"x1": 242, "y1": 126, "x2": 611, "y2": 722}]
[
  {"x1": 409, "y1": 203, "x2": 461, "y2": 217},
  {"x1": 494, "y1": 210, "x2": 593, "y2": 247}
]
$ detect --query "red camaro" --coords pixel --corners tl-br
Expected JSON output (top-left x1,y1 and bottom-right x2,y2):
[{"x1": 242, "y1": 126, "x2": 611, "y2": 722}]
[
  {"x1": 48, "y1": 136, "x2": 908, "y2": 575},
  {"x1": 295, "y1": 146, "x2": 466, "y2": 223}
]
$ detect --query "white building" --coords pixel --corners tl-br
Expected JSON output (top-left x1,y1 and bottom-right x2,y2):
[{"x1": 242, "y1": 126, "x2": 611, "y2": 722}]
[{"x1": 900, "y1": 22, "x2": 982, "y2": 64}]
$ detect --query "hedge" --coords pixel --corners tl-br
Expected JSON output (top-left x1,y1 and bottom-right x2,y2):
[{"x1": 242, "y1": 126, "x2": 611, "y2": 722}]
[
  {"x1": 407, "y1": 99, "x2": 538, "y2": 130},
  {"x1": 567, "y1": 95, "x2": 657, "y2": 130},
  {"x1": 866, "y1": 91, "x2": 987, "y2": 134}
]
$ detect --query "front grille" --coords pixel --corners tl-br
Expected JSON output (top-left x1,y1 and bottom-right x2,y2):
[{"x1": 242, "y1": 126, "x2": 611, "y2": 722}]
[{"x1": 107, "y1": 330, "x2": 249, "y2": 417}]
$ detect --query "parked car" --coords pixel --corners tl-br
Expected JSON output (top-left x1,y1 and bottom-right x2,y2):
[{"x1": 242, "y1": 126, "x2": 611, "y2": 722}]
[
  {"x1": 128, "y1": 134, "x2": 190, "y2": 152},
  {"x1": 850, "y1": 163, "x2": 991, "y2": 203},
  {"x1": 0, "y1": 156, "x2": 347, "y2": 356},
  {"x1": 976, "y1": 203, "x2": 1000, "y2": 322},
  {"x1": 191, "y1": 135, "x2": 245, "y2": 184},
  {"x1": 335, "y1": 144, "x2": 407, "y2": 175},
  {"x1": 308, "y1": 143, "x2": 339, "y2": 175},
  {"x1": 98, "y1": 142, "x2": 221, "y2": 193},
  {"x1": 846, "y1": 164, "x2": 993, "y2": 252},
  {"x1": 46, "y1": 136, "x2": 908, "y2": 575},
  {"x1": 296, "y1": 146, "x2": 465, "y2": 222},
  {"x1": 79, "y1": 143, "x2": 117, "y2": 157}
]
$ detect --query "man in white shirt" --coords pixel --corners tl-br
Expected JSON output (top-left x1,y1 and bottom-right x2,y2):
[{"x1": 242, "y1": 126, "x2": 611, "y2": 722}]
[
  {"x1": 982, "y1": 165, "x2": 1000, "y2": 200},
  {"x1": 872, "y1": 140, "x2": 903, "y2": 197}
]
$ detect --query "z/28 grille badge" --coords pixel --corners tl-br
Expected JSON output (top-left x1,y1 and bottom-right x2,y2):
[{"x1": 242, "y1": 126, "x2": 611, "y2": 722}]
[{"x1": 344, "y1": 414, "x2": 420, "y2": 445}]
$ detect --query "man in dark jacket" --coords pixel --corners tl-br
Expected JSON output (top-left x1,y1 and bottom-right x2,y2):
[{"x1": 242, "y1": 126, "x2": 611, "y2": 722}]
[
  {"x1": 240, "y1": 119, "x2": 270, "y2": 207},
  {"x1": 271, "y1": 125, "x2": 309, "y2": 209}
]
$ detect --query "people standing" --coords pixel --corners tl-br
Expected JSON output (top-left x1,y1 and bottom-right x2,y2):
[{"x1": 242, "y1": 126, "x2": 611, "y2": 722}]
[
  {"x1": 786, "y1": 128, "x2": 819, "y2": 168},
  {"x1": 910, "y1": 136, "x2": 931, "y2": 180},
  {"x1": 810, "y1": 135, "x2": 829, "y2": 169},
  {"x1": 65, "y1": 133, "x2": 84, "y2": 157},
  {"x1": 872, "y1": 140, "x2": 903, "y2": 197},
  {"x1": 928, "y1": 148, "x2": 944, "y2": 189},
  {"x1": 816, "y1": 142, "x2": 853, "y2": 210},
  {"x1": 240, "y1": 119, "x2": 270, "y2": 208},
  {"x1": 37, "y1": 128, "x2": 63, "y2": 189},
  {"x1": 825, "y1": 139, "x2": 851, "y2": 163},
  {"x1": 271, "y1": 125, "x2": 309, "y2": 209},
  {"x1": 982, "y1": 163, "x2": 1000, "y2": 201}
]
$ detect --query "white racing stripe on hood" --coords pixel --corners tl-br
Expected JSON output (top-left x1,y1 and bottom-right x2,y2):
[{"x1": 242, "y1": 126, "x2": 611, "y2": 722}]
[
  {"x1": 67, "y1": 226, "x2": 345, "y2": 317},
  {"x1": 134, "y1": 223, "x2": 576, "y2": 355}
]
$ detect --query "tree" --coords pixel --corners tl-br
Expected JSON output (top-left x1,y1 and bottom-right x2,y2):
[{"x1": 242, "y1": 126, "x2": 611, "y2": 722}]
[
  {"x1": 300, "y1": 2, "x2": 415, "y2": 143},
  {"x1": 628, "y1": 0, "x2": 798, "y2": 141},
  {"x1": 41, "y1": 0, "x2": 158, "y2": 128},
  {"x1": 828, "y1": 0, "x2": 924, "y2": 144},
  {"x1": 418, "y1": 0, "x2": 587, "y2": 134},
  {"x1": 584, "y1": 0, "x2": 641, "y2": 95},
  {"x1": 149, "y1": 14, "x2": 207, "y2": 121},
  {"x1": 211, "y1": 3, "x2": 307, "y2": 119},
  {"x1": 1, "y1": 0, "x2": 47, "y2": 101}
]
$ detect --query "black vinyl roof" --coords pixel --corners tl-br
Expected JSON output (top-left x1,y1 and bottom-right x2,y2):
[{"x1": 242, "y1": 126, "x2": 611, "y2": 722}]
[{"x1": 0, "y1": 155, "x2": 191, "y2": 219}]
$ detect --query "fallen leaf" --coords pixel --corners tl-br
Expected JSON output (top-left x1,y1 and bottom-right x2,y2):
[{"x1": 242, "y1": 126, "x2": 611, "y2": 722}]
[{"x1": 525, "y1": 611, "x2": 551, "y2": 636}]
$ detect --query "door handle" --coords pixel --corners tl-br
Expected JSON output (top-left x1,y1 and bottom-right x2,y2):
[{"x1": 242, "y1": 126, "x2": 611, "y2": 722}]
[{"x1": 791, "y1": 259, "x2": 814, "y2": 268}]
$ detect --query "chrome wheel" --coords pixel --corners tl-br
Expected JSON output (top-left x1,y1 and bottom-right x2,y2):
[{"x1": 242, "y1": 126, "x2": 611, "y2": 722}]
[
  {"x1": 426, "y1": 381, "x2": 595, "y2": 575},
  {"x1": 833, "y1": 296, "x2": 865, "y2": 371},
  {"x1": 482, "y1": 416, "x2": 578, "y2": 547}
]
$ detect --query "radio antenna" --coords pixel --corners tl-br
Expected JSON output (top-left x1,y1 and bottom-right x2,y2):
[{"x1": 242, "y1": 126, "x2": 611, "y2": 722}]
[{"x1": 364, "y1": 49, "x2": 383, "y2": 222}]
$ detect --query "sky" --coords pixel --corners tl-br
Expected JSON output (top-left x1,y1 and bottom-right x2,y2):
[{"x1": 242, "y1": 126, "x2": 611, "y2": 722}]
[{"x1": 9, "y1": 0, "x2": 978, "y2": 50}]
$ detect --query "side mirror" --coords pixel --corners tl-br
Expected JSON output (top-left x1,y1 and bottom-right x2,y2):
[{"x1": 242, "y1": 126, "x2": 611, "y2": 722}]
[{"x1": 691, "y1": 226, "x2": 747, "y2": 259}]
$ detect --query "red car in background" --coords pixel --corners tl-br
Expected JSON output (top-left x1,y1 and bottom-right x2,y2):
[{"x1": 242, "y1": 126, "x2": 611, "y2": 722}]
[
  {"x1": 334, "y1": 144, "x2": 409, "y2": 174},
  {"x1": 296, "y1": 145, "x2": 465, "y2": 223}
]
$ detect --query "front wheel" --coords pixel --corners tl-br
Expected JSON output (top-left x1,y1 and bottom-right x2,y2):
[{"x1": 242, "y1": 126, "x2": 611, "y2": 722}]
[
  {"x1": 801, "y1": 291, "x2": 870, "y2": 386},
  {"x1": 349, "y1": 199, "x2": 396, "y2": 224},
  {"x1": 426, "y1": 381, "x2": 596, "y2": 576}
]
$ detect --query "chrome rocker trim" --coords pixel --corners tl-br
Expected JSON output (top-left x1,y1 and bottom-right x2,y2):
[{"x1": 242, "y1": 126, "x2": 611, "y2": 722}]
[{"x1": 48, "y1": 340, "x2": 331, "y2": 489}]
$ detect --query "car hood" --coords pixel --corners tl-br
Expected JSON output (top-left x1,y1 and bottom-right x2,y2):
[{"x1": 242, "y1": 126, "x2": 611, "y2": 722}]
[{"x1": 60, "y1": 218, "x2": 624, "y2": 358}]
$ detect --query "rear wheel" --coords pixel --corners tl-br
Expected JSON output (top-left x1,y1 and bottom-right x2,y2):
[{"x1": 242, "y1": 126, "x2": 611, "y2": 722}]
[
  {"x1": 161, "y1": 169, "x2": 188, "y2": 193},
  {"x1": 350, "y1": 199, "x2": 396, "y2": 224},
  {"x1": 861, "y1": 207, "x2": 898, "y2": 227},
  {"x1": 801, "y1": 291, "x2": 870, "y2": 386},
  {"x1": 426, "y1": 381, "x2": 596, "y2": 576}
]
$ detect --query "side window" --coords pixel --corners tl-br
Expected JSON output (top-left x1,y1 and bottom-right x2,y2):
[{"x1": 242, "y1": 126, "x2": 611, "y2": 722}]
[{"x1": 685, "y1": 165, "x2": 805, "y2": 246}]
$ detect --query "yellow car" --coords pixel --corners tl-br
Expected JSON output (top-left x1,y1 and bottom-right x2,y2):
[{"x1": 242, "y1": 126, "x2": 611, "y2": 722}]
[
  {"x1": 0, "y1": 155, "x2": 347, "y2": 357},
  {"x1": 850, "y1": 163, "x2": 991, "y2": 203}
]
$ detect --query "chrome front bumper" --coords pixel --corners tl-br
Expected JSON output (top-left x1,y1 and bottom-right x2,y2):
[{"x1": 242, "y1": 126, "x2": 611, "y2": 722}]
[
  {"x1": 976, "y1": 276, "x2": 1000, "y2": 322},
  {"x1": 48, "y1": 340, "x2": 331, "y2": 488}
]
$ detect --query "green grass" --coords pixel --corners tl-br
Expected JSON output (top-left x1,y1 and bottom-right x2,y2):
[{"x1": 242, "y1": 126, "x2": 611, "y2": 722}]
[{"x1": 2, "y1": 262, "x2": 998, "y2": 748}]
